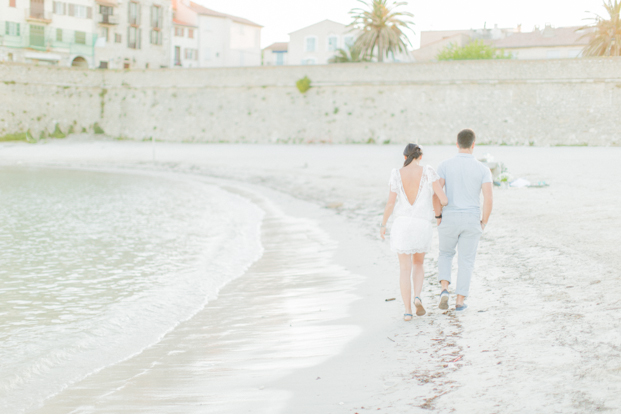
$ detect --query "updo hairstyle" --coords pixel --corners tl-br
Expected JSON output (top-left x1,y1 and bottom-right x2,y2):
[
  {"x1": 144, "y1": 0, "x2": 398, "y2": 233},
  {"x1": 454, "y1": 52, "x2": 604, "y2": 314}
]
[{"x1": 403, "y1": 143, "x2": 423, "y2": 167}]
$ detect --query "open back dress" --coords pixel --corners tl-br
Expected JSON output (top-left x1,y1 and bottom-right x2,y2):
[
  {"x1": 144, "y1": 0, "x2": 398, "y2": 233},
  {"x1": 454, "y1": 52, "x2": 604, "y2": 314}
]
[{"x1": 388, "y1": 165, "x2": 440, "y2": 254}]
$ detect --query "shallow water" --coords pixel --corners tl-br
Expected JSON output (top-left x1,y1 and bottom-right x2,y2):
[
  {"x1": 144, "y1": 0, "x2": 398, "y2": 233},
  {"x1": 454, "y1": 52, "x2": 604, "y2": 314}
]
[{"x1": 0, "y1": 167, "x2": 263, "y2": 413}]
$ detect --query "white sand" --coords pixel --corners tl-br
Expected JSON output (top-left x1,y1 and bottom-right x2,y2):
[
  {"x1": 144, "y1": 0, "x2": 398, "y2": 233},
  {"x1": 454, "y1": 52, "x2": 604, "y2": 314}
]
[{"x1": 1, "y1": 139, "x2": 620, "y2": 413}]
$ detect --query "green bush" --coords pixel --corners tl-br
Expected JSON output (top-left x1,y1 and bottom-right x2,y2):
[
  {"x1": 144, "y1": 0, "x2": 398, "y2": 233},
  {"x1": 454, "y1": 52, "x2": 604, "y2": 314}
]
[
  {"x1": 93, "y1": 123, "x2": 105, "y2": 134},
  {"x1": 296, "y1": 76, "x2": 311, "y2": 93},
  {"x1": 437, "y1": 40, "x2": 512, "y2": 61},
  {"x1": 49, "y1": 124, "x2": 66, "y2": 138}
]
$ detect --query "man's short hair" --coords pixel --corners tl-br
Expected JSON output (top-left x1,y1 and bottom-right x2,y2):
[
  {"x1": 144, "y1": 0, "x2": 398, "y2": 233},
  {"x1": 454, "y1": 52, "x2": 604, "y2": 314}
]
[{"x1": 457, "y1": 129, "x2": 476, "y2": 149}]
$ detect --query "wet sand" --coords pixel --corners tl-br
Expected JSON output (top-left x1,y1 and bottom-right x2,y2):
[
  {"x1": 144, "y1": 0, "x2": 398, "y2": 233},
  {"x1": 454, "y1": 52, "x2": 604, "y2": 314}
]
[{"x1": 1, "y1": 140, "x2": 620, "y2": 413}]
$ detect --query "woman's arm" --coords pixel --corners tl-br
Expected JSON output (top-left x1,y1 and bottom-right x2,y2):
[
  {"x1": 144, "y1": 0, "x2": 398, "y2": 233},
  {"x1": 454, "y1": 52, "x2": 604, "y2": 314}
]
[
  {"x1": 432, "y1": 179, "x2": 448, "y2": 207},
  {"x1": 380, "y1": 190, "x2": 398, "y2": 240}
]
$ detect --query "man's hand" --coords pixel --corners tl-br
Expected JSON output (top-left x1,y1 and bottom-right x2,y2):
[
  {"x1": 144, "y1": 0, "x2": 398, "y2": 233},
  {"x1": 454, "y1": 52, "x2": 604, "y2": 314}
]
[
  {"x1": 380, "y1": 226, "x2": 386, "y2": 240},
  {"x1": 481, "y1": 221, "x2": 487, "y2": 231},
  {"x1": 436, "y1": 219, "x2": 442, "y2": 227}
]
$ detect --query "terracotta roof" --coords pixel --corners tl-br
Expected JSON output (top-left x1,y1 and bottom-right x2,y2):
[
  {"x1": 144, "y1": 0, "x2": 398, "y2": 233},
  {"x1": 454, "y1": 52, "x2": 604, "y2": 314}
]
[
  {"x1": 173, "y1": 18, "x2": 198, "y2": 28},
  {"x1": 189, "y1": 2, "x2": 262, "y2": 27},
  {"x1": 493, "y1": 26, "x2": 591, "y2": 48},
  {"x1": 263, "y1": 42, "x2": 288, "y2": 52}
]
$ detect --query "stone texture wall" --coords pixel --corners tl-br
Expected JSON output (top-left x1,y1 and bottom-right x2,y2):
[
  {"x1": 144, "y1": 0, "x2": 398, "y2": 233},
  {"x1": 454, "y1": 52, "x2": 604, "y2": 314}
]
[{"x1": 1, "y1": 58, "x2": 620, "y2": 145}]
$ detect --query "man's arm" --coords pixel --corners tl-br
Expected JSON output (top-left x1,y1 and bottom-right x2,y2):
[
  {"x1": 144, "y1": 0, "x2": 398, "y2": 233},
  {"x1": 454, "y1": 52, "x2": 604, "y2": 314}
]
[
  {"x1": 433, "y1": 178, "x2": 445, "y2": 225},
  {"x1": 481, "y1": 182, "x2": 493, "y2": 229}
]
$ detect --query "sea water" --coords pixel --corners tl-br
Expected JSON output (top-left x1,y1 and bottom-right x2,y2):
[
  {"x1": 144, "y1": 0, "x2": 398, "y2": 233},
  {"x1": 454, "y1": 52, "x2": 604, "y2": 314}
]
[{"x1": 0, "y1": 167, "x2": 264, "y2": 413}]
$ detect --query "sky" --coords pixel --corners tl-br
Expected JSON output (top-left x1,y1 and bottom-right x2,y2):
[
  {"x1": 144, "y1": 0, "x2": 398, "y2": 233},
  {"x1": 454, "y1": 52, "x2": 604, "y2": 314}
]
[{"x1": 192, "y1": 0, "x2": 608, "y2": 49}]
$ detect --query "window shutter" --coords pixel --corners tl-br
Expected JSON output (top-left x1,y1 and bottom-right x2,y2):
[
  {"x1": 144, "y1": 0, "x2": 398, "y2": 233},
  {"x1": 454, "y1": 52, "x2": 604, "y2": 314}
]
[
  {"x1": 137, "y1": 29, "x2": 141, "y2": 49},
  {"x1": 63, "y1": 2, "x2": 66, "y2": 15},
  {"x1": 87, "y1": 7, "x2": 92, "y2": 19},
  {"x1": 9, "y1": 0, "x2": 16, "y2": 7},
  {"x1": 68, "y1": 3, "x2": 75, "y2": 16},
  {"x1": 127, "y1": 26, "x2": 130, "y2": 47},
  {"x1": 5, "y1": 22, "x2": 8, "y2": 35},
  {"x1": 136, "y1": 5, "x2": 141, "y2": 26}
]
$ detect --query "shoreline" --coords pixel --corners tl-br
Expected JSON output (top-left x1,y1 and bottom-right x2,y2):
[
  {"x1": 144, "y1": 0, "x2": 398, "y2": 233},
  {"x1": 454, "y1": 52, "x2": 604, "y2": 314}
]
[{"x1": 1, "y1": 141, "x2": 620, "y2": 412}]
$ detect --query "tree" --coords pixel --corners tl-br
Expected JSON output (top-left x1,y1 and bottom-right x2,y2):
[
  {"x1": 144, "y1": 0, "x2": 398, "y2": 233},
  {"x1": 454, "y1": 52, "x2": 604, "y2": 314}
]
[
  {"x1": 347, "y1": 0, "x2": 414, "y2": 62},
  {"x1": 436, "y1": 40, "x2": 512, "y2": 61},
  {"x1": 328, "y1": 44, "x2": 370, "y2": 63},
  {"x1": 579, "y1": 0, "x2": 621, "y2": 56}
]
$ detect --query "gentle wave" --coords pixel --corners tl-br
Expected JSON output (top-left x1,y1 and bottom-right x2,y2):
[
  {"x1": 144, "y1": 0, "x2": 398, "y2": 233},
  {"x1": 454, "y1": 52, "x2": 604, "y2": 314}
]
[{"x1": 0, "y1": 167, "x2": 264, "y2": 413}]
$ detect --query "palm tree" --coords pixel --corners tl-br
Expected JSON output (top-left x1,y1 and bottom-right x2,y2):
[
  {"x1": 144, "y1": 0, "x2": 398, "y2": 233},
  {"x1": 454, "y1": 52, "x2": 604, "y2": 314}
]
[
  {"x1": 347, "y1": 0, "x2": 414, "y2": 62},
  {"x1": 328, "y1": 44, "x2": 370, "y2": 63},
  {"x1": 579, "y1": 0, "x2": 621, "y2": 56}
]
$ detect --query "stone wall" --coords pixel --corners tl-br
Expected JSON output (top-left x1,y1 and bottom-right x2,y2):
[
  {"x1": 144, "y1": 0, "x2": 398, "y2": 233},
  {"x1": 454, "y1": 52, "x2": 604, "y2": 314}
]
[{"x1": 1, "y1": 58, "x2": 620, "y2": 145}]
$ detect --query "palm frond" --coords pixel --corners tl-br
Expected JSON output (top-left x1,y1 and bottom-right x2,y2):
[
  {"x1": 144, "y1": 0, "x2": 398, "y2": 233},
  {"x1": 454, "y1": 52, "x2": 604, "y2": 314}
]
[{"x1": 578, "y1": 0, "x2": 621, "y2": 56}]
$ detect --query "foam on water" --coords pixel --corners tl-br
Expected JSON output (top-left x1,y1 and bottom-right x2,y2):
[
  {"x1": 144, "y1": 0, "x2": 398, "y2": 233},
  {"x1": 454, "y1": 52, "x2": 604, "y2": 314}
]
[{"x1": 0, "y1": 167, "x2": 264, "y2": 413}]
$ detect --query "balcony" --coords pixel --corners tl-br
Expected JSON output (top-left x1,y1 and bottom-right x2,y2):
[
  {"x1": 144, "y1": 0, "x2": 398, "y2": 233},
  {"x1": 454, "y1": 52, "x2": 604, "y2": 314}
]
[
  {"x1": 98, "y1": 14, "x2": 119, "y2": 25},
  {"x1": 25, "y1": 9, "x2": 52, "y2": 23}
]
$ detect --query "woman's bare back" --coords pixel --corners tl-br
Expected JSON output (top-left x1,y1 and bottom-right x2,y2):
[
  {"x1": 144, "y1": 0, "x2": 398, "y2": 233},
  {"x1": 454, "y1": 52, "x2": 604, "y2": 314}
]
[{"x1": 399, "y1": 165, "x2": 424, "y2": 205}]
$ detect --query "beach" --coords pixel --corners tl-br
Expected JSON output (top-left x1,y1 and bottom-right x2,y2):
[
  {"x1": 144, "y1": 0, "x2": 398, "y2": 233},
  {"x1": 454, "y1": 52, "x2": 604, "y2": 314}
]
[{"x1": 1, "y1": 139, "x2": 620, "y2": 413}]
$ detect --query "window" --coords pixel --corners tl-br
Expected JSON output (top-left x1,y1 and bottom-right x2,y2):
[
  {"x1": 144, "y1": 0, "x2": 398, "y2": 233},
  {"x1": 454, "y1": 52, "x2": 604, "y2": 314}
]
[
  {"x1": 305, "y1": 36, "x2": 317, "y2": 52},
  {"x1": 327, "y1": 35, "x2": 338, "y2": 51},
  {"x1": 275, "y1": 52, "x2": 284, "y2": 66},
  {"x1": 75, "y1": 31, "x2": 86, "y2": 44},
  {"x1": 128, "y1": 2, "x2": 140, "y2": 25},
  {"x1": 128, "y1": 26, "x2": 141, "y2": 49},
  {"x1": 150, "y1": 6, "x2": 162, "y2": 29},
  {"x1": 302, "y1": 58, "x2": 316, "y2": 65},
  {"x1": 56, "y1": 28, "x2": 63, "y2": 41},
  {"x1": 29, "y1": 25, "x2": 45, "y2": 47},
  {"x1": 150, "y1": 30, "x2": 162, "y2": 45},
  {"x1": 74, "y1": 5, "x2": 87, "y2": 18},
  {"x1": 115, "y1": 33, "x2": 121, "y2": 43},
  {"x1": 568, "y1": 49, "x2": 582, "y2": 58},
  {"x1": 99, "y1": 61, "x2": 108, "y2": 69},
  {"x1": 185, "y1": 48, "x2": 197, "y2": 60},
  {"x1": 100, "y1": 5, "x2": 112, "y2": 15},
  {"x1": 54, "y1": 1, "x2": 66, "y2": 15},
  {"x1": 5, "y1": 22, "x2": 20, "y2": 36},
  {"x1": 100, "y1": 27, "x2": 108, "y2": 41},
  {"x1": 9, "y1": 0, "x2": 16, "y2": 7},
  {"x1": 188, "y1": 29, "x2": 194, "y2": 39},
  {"x1": 175, "y1": 27, "x2": 184, "y2": 37},
  {"x1": 344, "y1": 35, "x2": 354, "y2": 48}
]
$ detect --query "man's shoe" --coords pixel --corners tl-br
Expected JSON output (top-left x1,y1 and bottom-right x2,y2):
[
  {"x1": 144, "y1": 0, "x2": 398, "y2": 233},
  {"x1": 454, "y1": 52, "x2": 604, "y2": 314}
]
[
  {"x1": 456, "y1": 304, "x2": 468, "y2": 312},
  {"x1": 439, "y1": 290, "x2": 449, "y2": 310}
]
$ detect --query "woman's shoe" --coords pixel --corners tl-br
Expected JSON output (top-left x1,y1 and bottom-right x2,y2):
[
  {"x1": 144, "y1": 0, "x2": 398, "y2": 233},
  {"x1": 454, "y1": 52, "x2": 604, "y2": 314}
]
[
  {"x1": 403, "y1": 313, "x2": 413, "y2": 321},
  {"x1": 414, "y1": 297, "x2": 426, "y2": 316}
]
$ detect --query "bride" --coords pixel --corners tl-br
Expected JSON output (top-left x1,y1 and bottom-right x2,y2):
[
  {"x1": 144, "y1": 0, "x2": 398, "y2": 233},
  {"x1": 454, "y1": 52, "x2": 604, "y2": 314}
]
[{"x1": 380, "y1": 144, "x2": 448, "y2": 321}]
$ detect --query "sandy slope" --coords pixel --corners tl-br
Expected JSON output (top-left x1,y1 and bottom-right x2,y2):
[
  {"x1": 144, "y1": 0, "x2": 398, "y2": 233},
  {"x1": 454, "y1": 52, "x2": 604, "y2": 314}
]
[{"x1": 1, "y1": 140, "x2": 620, "y2": 413}]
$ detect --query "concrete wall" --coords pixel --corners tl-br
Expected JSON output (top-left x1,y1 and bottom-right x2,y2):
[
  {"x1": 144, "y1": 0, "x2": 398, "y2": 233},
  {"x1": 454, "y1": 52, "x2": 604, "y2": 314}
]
[{"x1": 1, "y1": 58, "x2": 620, "y2": 145}]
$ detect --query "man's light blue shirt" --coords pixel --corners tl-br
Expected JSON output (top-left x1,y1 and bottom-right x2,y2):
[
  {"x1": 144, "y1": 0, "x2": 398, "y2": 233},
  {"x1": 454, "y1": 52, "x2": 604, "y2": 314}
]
[{"x1": 437, "y1": 153, "x2": 492, "y2": 217}]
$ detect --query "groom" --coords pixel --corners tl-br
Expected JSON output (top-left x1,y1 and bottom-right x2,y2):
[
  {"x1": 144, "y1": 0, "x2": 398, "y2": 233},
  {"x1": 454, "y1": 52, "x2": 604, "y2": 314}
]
[{"x1": 433, "y1": 129, "x2": 493, "y2": 311}]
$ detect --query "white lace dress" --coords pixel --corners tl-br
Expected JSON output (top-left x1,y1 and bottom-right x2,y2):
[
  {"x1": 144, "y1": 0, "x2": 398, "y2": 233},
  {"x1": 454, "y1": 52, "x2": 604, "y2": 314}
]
[{"x1": 388, "y1": 165, "x2": 440, "y2": 254}]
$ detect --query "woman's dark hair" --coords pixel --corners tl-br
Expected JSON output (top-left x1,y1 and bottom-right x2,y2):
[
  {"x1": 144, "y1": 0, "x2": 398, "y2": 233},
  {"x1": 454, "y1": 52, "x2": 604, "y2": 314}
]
[{"x1": 403, "y1": 143, "x2": 423, "y2": 166}]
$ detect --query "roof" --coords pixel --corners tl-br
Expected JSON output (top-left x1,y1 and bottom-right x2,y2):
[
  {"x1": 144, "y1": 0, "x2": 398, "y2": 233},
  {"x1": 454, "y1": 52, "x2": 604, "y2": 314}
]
[
  {"x1": 493, "y1": 26, "x2": 590, "y2": 49},
  {"x1": 263, "y1": 42, "x2": 288, "y2": 52},
  {"x1": 189, "y1": 2, "x2": 262, "y2": 27},
  {"x1": 289, "y1": 19, "x2": 347, "y2": 35},
  {"x1": 173, "y1": 18, "x2": 198, "y2": 28}
]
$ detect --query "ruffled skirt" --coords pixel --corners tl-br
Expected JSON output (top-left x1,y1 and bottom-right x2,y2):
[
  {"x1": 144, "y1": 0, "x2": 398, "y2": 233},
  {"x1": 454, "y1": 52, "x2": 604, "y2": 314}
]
[{"x1": 390, "y1": 216, "x2": 432, "y2": 254}]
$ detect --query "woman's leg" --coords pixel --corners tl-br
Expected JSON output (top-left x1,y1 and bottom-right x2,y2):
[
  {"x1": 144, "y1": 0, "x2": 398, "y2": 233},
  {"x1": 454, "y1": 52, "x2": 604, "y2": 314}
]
[
  {"x1": 412, "y1": 253, "x2": 425, "y2": 300},
  {"x1": 398, "y1": 253, "x2": 413, "y2": 315}
]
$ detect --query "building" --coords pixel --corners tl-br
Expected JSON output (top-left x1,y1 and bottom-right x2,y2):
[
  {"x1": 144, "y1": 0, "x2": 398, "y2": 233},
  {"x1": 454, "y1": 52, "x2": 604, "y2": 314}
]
[
  {"x1": 412, "y1": 25, "x2": 515, "y2": 62},
  {"x1": 188, "y1": 1, "x2": 262, "y2": 68},
  {"x1": 94, "y1": 0, "x2": 172, "y2": 69},
  {"x1": 412, "y1": 24, "x2": 591, "y2": 62},
  {"x1": 262, "y1": 41, "x2": 287, "y2": 66},
  {"x1": 1, "y1": 0, "x2": 260, "y2": 69},
  {"x1": 492, "y1": 25, "x2": 590, "y2": 60},
  {"x1": 171, "y1": 0, "x2": 198, "y2": 67},
  {"x1": 288, "y1": 19, "x2": 355, "y2": 65},
  {"x1": 1, "y1": 0, "x2": 99, "y2": 67}
]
